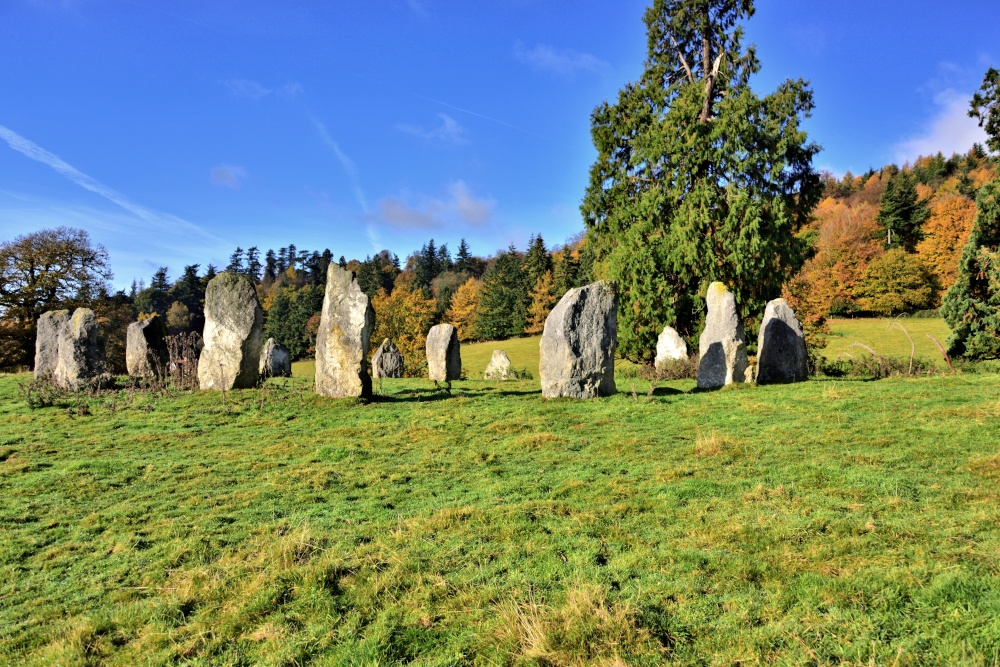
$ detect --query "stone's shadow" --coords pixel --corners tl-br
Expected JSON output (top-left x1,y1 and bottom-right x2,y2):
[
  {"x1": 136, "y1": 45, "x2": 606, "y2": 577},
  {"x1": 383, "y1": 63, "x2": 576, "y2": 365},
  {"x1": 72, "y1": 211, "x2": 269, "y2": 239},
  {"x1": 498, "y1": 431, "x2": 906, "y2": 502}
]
[
  {"x1": 371, "y1": 392, "x2": 455, "y2": 404},
  {"x1": 650, "y1": 386, "x2": 684, "y2": 396},
  {"x1": 490, "y1": 389, "x2": 542, "y2": 398},
  {"x1": 758, "y1": 319, "x2": 807, "y2": 385}
]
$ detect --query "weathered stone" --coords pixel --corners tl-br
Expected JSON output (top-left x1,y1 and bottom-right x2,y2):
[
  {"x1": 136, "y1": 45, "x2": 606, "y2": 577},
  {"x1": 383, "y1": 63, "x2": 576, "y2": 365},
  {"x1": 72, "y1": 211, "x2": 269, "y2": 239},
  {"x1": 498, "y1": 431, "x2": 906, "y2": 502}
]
[
  {"x1": 426, "y1": 324, "x2": 461, "y2": 382},
  {"x1": 756, "y1": 298, "x2": 808, "y2": 384},
  {"x1": 34, "y1": 310, "x2": 70, "y2": 379},
  {"x1": 484, "y1": 350, "x2": 512, "y2": 380},
  {"x1": 315, "y1": 265, "x2": 375, "y2": 398},
  {"x1": 54, "y1": 308, "x2": 105, "y2": 390},
  {"x1": 126, "y1": 315, "x2": 168, "y2": 377},
  {"x1": 697, "y1": 282, "x2": 748, "y2": 389},
  {"x1": 259, "y1": 338, "x2": 291, "y2": 378},
  {"x1": 372, "y1": 338, "x2": 404, "y2": 379},
  {"x1": 654, "y1": 326, "x2": 688, "y2": 369},
  {"x1": 539, "y1": 281, "x2": 618, "y2": 399},
  {"x1": 198, "y1": 272, "x2": 264, "y2": 390}
]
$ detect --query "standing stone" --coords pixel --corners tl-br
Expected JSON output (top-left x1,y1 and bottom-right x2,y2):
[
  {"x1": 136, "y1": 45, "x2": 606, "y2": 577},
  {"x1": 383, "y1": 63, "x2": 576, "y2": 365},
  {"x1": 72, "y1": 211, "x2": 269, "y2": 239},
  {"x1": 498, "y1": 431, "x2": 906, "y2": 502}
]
[
  {"x1": 697, "y1": 282, "x2": 748, "y2": 389},
  {"x1": 54, "y1": 308, "x2": 105, "y2": 390},
  {"x1": 539, "y1": 281, "x2": 618, "y2": 399},
  {"x1": 198, "y1": 272, "x2": 264, "y2": 391},
  {"x1": 756, "y1": 298, "x2": 808, "y2": 384},
  {"x1": 426, "y1": 324, "x2": 461, "y2": 382},
  {"x1": 34, "y1": 310, "x2": 70, "y2": 379},
  {"x1": 315, "y1": 265, "x2": 375, "y2": 398},
  {"x1": 372, "y1": 339, "x2": 404, "y2": 379},
  {"x1": 259, "y1": 338, "x2": 292, "y2": 379},
  {"x1": 126, "y1": 315, "x2": 168, "y2": 377},
  {"x1": 484, "y1": 350, "x2": 513, "y2": 380},
  {"x1": 654, "y1": 326, "x2": 688, "y2": 369}
]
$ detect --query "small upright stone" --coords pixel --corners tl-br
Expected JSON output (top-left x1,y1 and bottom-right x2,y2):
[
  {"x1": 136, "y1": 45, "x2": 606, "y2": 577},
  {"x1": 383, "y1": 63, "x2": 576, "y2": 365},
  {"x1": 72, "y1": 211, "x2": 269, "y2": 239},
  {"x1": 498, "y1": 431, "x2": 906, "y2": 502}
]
[
  {"x1": 654, "y1": 326, "x2": 688, "y2": 369},
  {"x1": 34, "y1": 310, "x2": 70, "y2": 379},
  {"x1": 697, "y1": 282, "x2": 748, "y2": 389},
  {"x1": 539, "y1": 281, "x2": 618, "y2": 399},
  {"x1": 126, "y1": 315, "x2": 168, "y2": 377},
  {"x1": 426, "y1": 324, "x2": 461, "y2": 382},
  {"x1": 259, "y1": 338, "x2": 292, "y2": 379},
  {"x1": 315, "y1": 265, "x2": 375, "y2": 398},
  {"x1": 756, "y1": 298, "x2": 808, "y2": 384},
  {"x1": 484, "y1": 350, "x2": 512, "y2": 380},
  {"x1": 54, "y1": 308, "x2": 105, "y2": 390},
  {"x1": 198, "y1": 272, "x2": 264, "y2": 391},
  {"x1": 372, "y1": 339, "x2": 404, "y2": 379}
]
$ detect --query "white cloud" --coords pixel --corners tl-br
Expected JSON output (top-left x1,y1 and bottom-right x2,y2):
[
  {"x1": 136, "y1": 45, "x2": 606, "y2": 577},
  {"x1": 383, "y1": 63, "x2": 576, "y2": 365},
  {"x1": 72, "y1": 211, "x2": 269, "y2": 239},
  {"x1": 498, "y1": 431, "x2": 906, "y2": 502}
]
[
  {"x1": 210, "y1": 164, "x2": 247, "y2": 189},
  {"x1": 513, "y1": 41, "x2": 610, "y2": 77},
  {"x1": 369, "y1": 180, "x2": 496, "y2": 230},
  {"x1": 894, "y1": 89, "x2": 988, "y2": 164},
  {"x1": 395, "y1": 113, "x2": 468, "y2": 145},
  {"x1": 223, "y1": 79, "x2": 302, "y2": 100}
]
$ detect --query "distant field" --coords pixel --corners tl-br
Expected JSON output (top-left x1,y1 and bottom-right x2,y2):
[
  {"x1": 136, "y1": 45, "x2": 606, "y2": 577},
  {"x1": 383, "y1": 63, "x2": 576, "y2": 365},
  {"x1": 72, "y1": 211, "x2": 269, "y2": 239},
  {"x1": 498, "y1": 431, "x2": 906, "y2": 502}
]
[{"x1": 822, "y1": 318, "x2": 952, "y2": 363}]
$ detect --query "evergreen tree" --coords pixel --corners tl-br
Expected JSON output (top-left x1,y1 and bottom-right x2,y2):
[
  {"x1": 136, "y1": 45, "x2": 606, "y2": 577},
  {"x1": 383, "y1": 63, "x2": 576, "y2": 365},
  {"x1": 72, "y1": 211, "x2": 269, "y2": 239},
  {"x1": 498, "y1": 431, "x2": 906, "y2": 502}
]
[
  {"x1": 522, "y1": 235, "x2": 553, "y2": 292},
  {"x1": 263, "y1": 250, "x2": 278, "y2": 285},
  {"x1": 276, "y1": 248, "x2": 288, "y2": 274},
  {"x1": 357, "y1": 256, "x2": 381, "y2": 298},
  {"x1": 306, "y1": 251, "x2": 322, "y2": 284},
  {"x1": 226, "y1": 247, "x2": 245, "y2": 275},
  {"x1": 287, "y1": 244, "x2": 298, "y2": 270},
  {"x1": 416, "y1": 239, "x2": 439, "y2": 291},
  {"x1": 475, "y1": 245, "x2": 527, "y2": 340},
  {"x1": 170, "y1": 264, "x2": 206, "y2": 333},
  {"x1": 338, "y1": 255, "x2": 347, "y2": 269},
  {"x1": 436, "y1": 243, "x2": 452, "y2": 273},
  {"x1": 574, "y1": 241, "x2": 595, "y2": 288},
  {"x1": 455, "y1": 239, "x2": 472, "y2": 274},
  {"x1": 876, "y1": 170, "x2": 929, "y2": 251},
  {"x1": 970, "y1": 67, "x2": 1000, "y2": 154},
  {"x1": 245, "y1": 247, "x2": 262, "y2": 283},
  {"x1": 203, "y1": 264, "x2": 217, "y2": 284},
  {"x1": 553, "y1": 246, "x2": 579, "y2": 297},
  {"x1": 320, "y1": 249, "x2": 333, "y2": 285},
  {"x1": 580, "y1": 0, "x2": 821, "y2": 362}
]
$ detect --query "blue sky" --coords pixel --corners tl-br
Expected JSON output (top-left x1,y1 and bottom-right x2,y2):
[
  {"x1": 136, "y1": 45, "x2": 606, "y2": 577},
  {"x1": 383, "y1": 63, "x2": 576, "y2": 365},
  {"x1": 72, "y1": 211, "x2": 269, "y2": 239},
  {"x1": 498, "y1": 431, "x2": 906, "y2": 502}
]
[{"x1": 1, "y1": 0, "x2": 996, "y2": 289}]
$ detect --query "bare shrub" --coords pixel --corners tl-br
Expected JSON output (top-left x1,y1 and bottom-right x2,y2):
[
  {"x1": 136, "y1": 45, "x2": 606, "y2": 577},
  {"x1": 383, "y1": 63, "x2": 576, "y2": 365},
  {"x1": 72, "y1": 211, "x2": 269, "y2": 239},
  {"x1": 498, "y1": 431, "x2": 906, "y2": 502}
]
[
  {"x1": 166, "y1": 332, "x2": 201, "y2": 391},
  {"x1": 637, "y1": 354, "x2": 699, "y2": 381}
]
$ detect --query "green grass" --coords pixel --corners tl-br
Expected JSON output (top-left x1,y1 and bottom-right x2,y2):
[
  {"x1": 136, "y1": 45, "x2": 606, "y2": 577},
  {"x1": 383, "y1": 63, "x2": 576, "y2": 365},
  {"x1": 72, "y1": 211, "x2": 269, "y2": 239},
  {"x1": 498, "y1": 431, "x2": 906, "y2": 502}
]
[
  {"x1": 3, "y1": 369, "x2": 1000, "y2": 665},
  {"x1": 822, "y1": 318, "x2": 952, "y2": 364}
]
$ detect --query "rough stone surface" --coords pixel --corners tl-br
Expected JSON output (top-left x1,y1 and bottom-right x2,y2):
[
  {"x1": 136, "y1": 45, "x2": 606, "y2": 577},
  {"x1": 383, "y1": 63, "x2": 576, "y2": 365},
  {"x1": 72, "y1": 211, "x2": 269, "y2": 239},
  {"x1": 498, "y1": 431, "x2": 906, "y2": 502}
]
[
  {"x1": 372, "y1": 339, "x2": 404, "y2": 379},
  {"x1": 539, "y1": 281, "x2": 618, "y2": 399},
  {"x1": 426, "y1": 324, "x2": 461, "y2": 382},
  {"x1": 484, "y1": 350, "x2": 512, "y2": 380},
  {"x1": 198, "y1": 273, "x2": 264, "y2": 391},
  {"x1": 126, "y1": 315, "x2": 168, "y2": 377},
  {"x1": 259, "y1": 338, "x2": 292, "y2": 378},
  {"x1": 54, "y1": 308, "x2": 105, "y2": 390},
  {"x1": 697, "y1": 282, "x2": 748, "y2": 389},
  {"x1": 654, "y1": 326, "x2": 688, "y2": 369},
  {"x1": 756, "y1": 298, "x2": 808, "y2": 384},
  {"x1": 34, "y1": 310, "x2": 70, "y2": 379},
  {"x1": 315, "y1": 265, "x2": 375, "y2": 398}
]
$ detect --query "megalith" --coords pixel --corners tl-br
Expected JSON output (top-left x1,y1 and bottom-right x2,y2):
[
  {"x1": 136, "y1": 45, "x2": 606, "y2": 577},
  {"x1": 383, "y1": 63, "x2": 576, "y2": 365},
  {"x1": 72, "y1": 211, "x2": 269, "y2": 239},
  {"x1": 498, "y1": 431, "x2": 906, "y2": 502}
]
[
  {"x1": 539, "y1": 281, "x2": 618, "y2": 399},
  {"x1": 372, "y1": 338, "x2": 404, "y2": 379},
  {"x1": 697, "y1": 282, "x2": 748, "y2": 389},
  {"x1": 654, "y1": 326, "x2": 688, "y2": 369},
  {"x1": 197, "y1": 272, "x2": 264, "y2": 390},
  {"x1": 259, "y1": 338, "x2": 292, "y2": 379},
  {"x1": 484, "y1": 350, "x2": 512, "y2": 380},
  {"x1": 426, "y1": 324, "x2": 461, "y2": 383},
  {"x1": 756, "y1": 298, "x2": 809, "y2": 384},
  {"x1": 34, "y1": 309, "x2": 70, "y2": 379},
  {"x1": 54, "y1": 308, "x2": 105, "y2": 391},
  {"x1": 315, "y1": 265, "x2": 375, "y2": 398},
  {"x1": 126, "y1": 315, "x2": 168, "y2": 377}
]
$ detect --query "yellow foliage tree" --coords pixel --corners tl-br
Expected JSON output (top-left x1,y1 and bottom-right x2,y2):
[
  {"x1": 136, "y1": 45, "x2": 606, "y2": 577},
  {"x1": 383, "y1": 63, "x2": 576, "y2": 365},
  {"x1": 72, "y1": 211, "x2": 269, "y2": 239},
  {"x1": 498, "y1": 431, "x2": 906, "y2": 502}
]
[
  {"x1": 525, "y1": 270, "x2": 556, "y2": 334},
  {"x1": 445, "y1": 277, "x2": 481, "y2": 341},
  {"x1": 370, "y1": 272, "x2": 436, "y2": 376},
  {"x1": 916, "y1": 194, "x2": 977, "y2": 294}
]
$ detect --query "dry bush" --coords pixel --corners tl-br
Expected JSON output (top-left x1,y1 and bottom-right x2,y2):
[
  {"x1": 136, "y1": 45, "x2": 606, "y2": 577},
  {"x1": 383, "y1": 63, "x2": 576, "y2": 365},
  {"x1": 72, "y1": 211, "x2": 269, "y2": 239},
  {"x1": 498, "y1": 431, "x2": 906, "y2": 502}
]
[
  {"x1": 636, "y1": 354, "x2": 699, "y2": 381},
  {"x1": 166, "y1": 332, "x2": 201, "y2": 390},
  {"x1": 694, "y1": 431, "x2": 739, "y2": 457}
]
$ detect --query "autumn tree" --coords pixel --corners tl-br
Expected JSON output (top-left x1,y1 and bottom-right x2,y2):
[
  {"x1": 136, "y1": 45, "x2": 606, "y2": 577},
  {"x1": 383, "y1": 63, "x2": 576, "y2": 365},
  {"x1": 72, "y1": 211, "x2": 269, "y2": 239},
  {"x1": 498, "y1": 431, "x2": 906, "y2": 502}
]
[
  {"x1": 581, "y1": 0, "x2": 821, "y2": 362},
  {"x1": 916, "y1": 194, "x2": 977, "y2": 293},
  {"x1": 445, "y1": 277, "x2": 481, "y2": 341},
  {"x1": 853, "y1": 249, "x2": 935, "y2": 316},
  {"x1": 371, "y1": 272, "x2": 437, "y2": 376},
  {"x1": 525, "y1": 270, "x2": 556, "y2": 335}
]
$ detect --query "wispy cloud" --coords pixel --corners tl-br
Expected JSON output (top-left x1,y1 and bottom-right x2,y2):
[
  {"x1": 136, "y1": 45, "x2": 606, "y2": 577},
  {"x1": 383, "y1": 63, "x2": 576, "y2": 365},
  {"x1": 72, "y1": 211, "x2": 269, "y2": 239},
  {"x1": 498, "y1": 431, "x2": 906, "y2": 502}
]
[
  {"x1": 223, "y1": 79, "x2": 303, "y2": 101},
  {"x1": 369, "y1": 181, "x2": 495, "y2": 230},
  {"x1": 513, "y1": 41, "x2": 610, "y2": 77},
  {"x1": 894, "y1": 89, "x2": 988, "y2": 164},
  {"x1": 396, "y1": 113, "x2": 468, "y2": 145},
  {"x1": 405, "y1": 0, "x2": 427, "y2": 18},
  {"x1": 310, "y1": 116, "x2": 369, "y2": 214},
  {"x1": 210, "y1": 164, "x2": 248, "y2": 189}
]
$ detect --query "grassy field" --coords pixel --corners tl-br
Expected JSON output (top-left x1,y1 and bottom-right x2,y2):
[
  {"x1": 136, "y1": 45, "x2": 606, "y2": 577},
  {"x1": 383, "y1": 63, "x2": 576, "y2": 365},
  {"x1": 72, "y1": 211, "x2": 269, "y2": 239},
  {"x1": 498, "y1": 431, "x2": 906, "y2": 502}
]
[
  {"x1": 822, "y1": 318, "x2": 952, "y2": 364},
  {"x1": 3, "y1": 368, "x2": 1000, "y2": 665}
]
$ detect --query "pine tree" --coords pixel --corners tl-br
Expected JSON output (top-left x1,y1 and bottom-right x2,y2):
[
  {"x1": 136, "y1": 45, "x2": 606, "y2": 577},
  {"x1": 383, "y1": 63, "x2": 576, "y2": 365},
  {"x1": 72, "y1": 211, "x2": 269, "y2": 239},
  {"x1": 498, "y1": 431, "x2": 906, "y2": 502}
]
[
  {"x1": 226, "y1": 247, "x2": 245, "y2": 275},
  {"x1": 416, "y1": 240, "x2": 439, "y2": 291},
  {"x1": 263, "y1": 250, "x2": 278, "y2": 285},
  {"x1": 170, "y1": 264, "x2": 206, "y2": 333},
  {"x1": 525, "y1": 270, "x2": 556, "y2": 334},
  {"x1": 475, "y1": 246, "x2": 527, "y2": 340},
  {"x1": 245, "y1": 247, "x2": 262, "y2": 283},
  {"x1": 338, "y1": 256, "x2": 347, "y2": 269},
  {"x1": 876, "y1": 170, "x2": 929, "y2": 251},
  {"x1": 522, "y1": 235, "x2": 553, "y2": 292},
  {"x1": 552, "y1": 246, "x2": 578, "y2": 297},
  {"x1": 455, "y1": 239, "x2": 472, "y2": 274},
  {"x1": 276, "y1": 248, "x2": 288, "y2": 274},
  {"x1": 970, "y1": 67, "x2": 1000, "y2": 154}
]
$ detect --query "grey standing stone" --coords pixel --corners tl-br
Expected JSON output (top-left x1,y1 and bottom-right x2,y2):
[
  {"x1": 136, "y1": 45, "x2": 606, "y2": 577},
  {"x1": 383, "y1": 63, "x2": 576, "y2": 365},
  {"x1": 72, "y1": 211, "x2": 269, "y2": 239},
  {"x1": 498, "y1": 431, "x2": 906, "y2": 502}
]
[
  {"x1": 697, "y1": 282, "x2": 748, "y2": 389},
  {"x1": 126, "y1": 315, "x2": 168, "y2": 377},
  {"x1": 539, "y1": 281, "x2": 618, "y2": 399},
  {"x1": 34, "y1": 310, "x2": 70, "y2": 379},
  {"x1": 315, "y1": 265, "x2": 375, "y2": 398},
  {"x1": 198, "y1": 272, "x2": 264, "y2": 390},
  {"x1": 426, "y1": 324, "x2": 461, "y2": 383},
  {"x1": 54, "y1": 308, "x2": 105, "y2": 390},
  {"x1": 654, "y1": 326, "x2": 688, "y2": 369},
  {"x1": 259, "y1": 338, "x2": 292, "y2": 379},
  {"x1": 756, "y1": 298, "x2": 808, "y2": 384},
  {"x1": 484, "y1": 350, "x2": 512, "y2": 380},
  {"x1": 372, "y1": 338, "x2": 404, "y2": 379}
]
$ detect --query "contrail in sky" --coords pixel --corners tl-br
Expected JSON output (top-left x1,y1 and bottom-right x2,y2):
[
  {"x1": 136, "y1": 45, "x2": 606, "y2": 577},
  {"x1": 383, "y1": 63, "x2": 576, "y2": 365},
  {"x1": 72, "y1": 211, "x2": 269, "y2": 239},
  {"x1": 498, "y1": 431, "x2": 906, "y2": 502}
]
[{"x1": 310, "y1": 116, "x2": 370, "y2": 214}]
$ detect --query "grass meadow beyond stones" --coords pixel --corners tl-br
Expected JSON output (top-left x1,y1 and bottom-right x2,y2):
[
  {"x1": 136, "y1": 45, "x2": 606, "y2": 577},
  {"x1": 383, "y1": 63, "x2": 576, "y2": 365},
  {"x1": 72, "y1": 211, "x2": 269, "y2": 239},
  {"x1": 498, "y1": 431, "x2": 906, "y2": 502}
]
[{"x1": 1, "y1": 369, "x2": 1000, "y2": 665}]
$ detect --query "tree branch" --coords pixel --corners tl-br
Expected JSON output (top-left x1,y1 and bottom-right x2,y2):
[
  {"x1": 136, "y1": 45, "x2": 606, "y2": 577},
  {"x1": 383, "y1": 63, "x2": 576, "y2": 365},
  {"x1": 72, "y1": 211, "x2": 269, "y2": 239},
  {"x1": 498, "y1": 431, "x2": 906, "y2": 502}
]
[{"x1": 667, "y1": 32, "x2": 694, "y2": 84}]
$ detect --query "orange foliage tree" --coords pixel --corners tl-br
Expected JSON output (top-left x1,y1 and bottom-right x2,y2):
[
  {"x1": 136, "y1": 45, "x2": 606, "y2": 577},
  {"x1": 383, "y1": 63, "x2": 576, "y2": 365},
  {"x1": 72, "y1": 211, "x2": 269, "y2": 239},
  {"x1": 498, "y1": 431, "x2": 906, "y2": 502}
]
[
  {"x1": 916, "y1": 194, "x2": 977, "y2": 294},
  {"x1": 445, "y1": 277, "x2": 481, "y2": 342},
  {"x1": 370, "y1": 272, "x2": 436, "y2": 377}
]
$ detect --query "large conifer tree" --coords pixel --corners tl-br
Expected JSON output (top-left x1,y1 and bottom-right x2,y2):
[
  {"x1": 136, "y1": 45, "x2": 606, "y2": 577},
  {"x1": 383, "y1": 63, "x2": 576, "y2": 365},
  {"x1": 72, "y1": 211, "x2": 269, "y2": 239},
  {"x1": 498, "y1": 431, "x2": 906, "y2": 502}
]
[{"x1": 474, "y1": 246, "x2": 527, "y2": 340}]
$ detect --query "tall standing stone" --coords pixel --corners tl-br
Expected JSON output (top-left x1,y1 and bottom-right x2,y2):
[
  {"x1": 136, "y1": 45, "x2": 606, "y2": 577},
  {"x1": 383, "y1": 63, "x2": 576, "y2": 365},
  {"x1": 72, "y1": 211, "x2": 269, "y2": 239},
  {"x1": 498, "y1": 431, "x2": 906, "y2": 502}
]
[
  {"x1": 484, "y1": 350, "x2": 513, "y2": 380},
  {"x1": 34, "y1": 310, "x2": 70, "y2": 379},
  {"x1": 315, "y1": 265, "x2": 375, "y2": 398},
  {"x1": 54, "y1": 308, "x2": 105, "y2": 390},
  {"x1": 426, "y1": 324, "x2": 461, "y2": 383},
  {"x1": 372, "y1": 338, "x2": 404, "y2": 379},
  {"x1": 654, "y1": 326, "x2": 688, "y2": 369},
  {"x1": 259, "y1": 338, "x2": 292, "y2": 379},
  {"x1": 198, "y1": 272, "x2": 264, "y2": 391},
  {"x1": 126, "y1": 315, "x2": 168, "y2": 377},
  {"x1": 756, "y1": 298, "x2": 809, "y2": 384},
  {"x1": 697, "y1": 282, "x2": 748, "y2": 389},
  {"x1": 539, "y1": 281, "x2": 618, "y2": 399}
]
